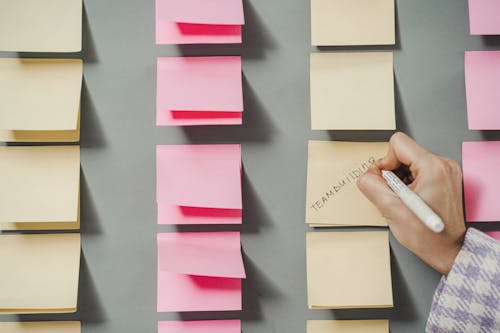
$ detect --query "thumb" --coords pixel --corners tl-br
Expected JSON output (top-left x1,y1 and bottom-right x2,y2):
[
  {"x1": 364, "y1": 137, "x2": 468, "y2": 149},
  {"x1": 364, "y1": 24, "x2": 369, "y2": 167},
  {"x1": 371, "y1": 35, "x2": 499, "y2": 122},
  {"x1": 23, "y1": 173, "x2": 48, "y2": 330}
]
[
  {"x1": 357, "y1": 167, "x2": 403, "y2": 219},
  {"x1": 377, "y1": 132, "x2": 429, "y2": 172}
]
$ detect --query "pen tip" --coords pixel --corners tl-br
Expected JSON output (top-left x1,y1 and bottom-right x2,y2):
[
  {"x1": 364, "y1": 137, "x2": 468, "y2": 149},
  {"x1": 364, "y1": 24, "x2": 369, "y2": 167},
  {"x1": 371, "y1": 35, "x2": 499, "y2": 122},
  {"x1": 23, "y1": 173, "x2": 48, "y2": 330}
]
[{"x1": 428, "y1": 215, "x2": 445, "y2": 233}]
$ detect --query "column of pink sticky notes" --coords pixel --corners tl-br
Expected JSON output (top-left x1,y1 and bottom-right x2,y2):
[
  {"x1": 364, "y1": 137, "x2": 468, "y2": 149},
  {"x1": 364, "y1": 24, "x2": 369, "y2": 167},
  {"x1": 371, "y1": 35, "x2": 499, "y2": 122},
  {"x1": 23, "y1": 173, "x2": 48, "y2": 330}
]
[
  {"x1": 155, "y1": 1, "x2": 246, "y2": 331},
  {"x1": 463, "y1": 3, "x2": 500, "y2": 234}
]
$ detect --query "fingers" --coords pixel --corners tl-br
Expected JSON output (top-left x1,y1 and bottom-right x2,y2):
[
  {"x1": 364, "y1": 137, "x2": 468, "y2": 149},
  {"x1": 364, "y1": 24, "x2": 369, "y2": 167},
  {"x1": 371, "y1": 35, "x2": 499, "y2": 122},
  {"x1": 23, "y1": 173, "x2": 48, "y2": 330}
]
[
  {"x1": 357, "y1": 166, "x2": 403, "y2": 219},
  {"x1": 377, "y1": 132, "x2": 430, "y2": 171},
  {"x1": 358, "y1": 167, "x2": 422, "y2": 238}
]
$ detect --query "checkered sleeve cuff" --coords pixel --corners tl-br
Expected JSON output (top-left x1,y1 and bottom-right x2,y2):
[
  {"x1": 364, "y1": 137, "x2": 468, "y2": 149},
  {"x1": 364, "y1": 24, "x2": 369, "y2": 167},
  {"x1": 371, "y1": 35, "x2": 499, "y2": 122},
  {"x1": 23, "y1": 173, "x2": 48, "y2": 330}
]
[{"x1": 426, "y1": 228, "x2": 500, "y2": 333}]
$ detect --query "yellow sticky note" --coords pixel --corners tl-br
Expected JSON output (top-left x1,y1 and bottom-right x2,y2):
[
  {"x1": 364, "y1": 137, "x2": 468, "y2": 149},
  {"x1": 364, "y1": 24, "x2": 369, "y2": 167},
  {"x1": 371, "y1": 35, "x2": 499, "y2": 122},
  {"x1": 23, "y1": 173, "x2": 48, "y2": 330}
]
[
  {"x1": 0, "y1": 322, "x2": 80, "y2": 333},
  {"x1": 0, "y1": 0, "x2": 82, "y2": 52},
  {"x1": 310, "y1": 52, "x2": 395, "y2": 130},
  {"x1": 0, "y1": 146, "x2": 80, "y2": 231},
  {"x1": 311, "y1": 0, "x2": 395, "y2": 46},
  {"x1": 307, "y1": 320, "x2": 389, "y2": 333},
  {"x1": 0, "y1": 58, "x2": 82, "y2": 142},
  {"x1": 306, "y1": 140, "x2": 388, "y2": 227},
  {"x1": 306, "y1": 231, "x2": 393, "y2": 309},
  {"x1": 0, "y1": 234, "x2": 81, "y2": 314}
]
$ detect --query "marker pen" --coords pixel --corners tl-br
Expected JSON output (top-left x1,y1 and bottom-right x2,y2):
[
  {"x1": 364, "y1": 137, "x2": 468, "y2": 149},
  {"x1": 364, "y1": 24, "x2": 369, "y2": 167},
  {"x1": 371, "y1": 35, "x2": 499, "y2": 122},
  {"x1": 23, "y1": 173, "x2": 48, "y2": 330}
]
[{"x1": 381, "y1": 170, "x2": 445, "y2": 233}]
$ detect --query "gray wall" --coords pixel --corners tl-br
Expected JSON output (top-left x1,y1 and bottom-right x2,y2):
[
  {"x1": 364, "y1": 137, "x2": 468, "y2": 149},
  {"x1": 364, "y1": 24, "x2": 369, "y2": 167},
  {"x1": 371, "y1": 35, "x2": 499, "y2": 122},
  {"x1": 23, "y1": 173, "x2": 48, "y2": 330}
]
[{"x1": 1, "y1": 0, "x2": 499, "y2": 332}]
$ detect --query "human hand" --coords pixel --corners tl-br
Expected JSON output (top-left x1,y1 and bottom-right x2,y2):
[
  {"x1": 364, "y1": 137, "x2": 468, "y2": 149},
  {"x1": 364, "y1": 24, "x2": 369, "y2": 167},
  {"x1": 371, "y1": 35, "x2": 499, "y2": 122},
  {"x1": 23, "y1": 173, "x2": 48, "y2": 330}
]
[{"x1": 357, "y1": 132, "x2": 466, "y2": 275}]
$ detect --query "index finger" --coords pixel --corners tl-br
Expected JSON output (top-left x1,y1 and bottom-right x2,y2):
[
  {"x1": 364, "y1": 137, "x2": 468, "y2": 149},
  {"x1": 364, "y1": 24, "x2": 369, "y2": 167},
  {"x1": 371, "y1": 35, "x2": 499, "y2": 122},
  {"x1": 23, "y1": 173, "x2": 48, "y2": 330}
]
[{"x1": 378, "y1": 132, "x2": 430, "y2": 171}]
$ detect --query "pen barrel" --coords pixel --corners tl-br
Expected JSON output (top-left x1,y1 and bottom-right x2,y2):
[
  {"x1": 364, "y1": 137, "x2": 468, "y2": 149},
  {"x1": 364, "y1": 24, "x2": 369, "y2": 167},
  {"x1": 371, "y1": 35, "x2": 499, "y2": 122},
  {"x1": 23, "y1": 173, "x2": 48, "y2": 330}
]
[
  {"x1": 382, "y1": 170, "x2": 406, "y2": 192},
  {"x1": 401, "y1": 191, "x2": 435, "y2": 221},
  {"x1": 382, "y1": 170, "x2": 444, "y2": 233},
  {"x1": 401, "y1": 192, "x2": 444, "y2": 233}
]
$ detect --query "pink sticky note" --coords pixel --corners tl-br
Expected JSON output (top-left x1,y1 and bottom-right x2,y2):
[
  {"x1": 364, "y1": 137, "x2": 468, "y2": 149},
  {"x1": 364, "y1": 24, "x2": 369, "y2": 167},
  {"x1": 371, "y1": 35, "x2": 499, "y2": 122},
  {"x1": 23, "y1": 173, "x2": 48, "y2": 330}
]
[
  {"x1": 157, "y1": 57, "x2": 243, "y2": 126},
  {"x1": 159, "y1": 320, "x2": 241, "y2": 333},
  {"x1": 158, "y1": 204, "x2": 242, "y2": 225},
  {"x1": 157, "y1": 234, "x2": 242, "y2": 312},
  {"x1": 160, "y1": 0, "x2": 244, "y2": 25},
  {"x1": 156, "y1": 0, "x2": 242, "y2": 44},
  {"x1": 157, "y1": 56, "x2": 243, "y2": 111},
  {"x1": 156, "y1": 144, "x2": 242, "y2": 209},
  {"x1": 468, "y1": 0, "x2": 500, "y2": 35},
  {"x1": 463, "y1": 141, "x2": 500, "y2": 222},
  {"x1": 465, "y1": 51, "x2": 500, "y2": 130},
  {"x1": 157, "y1": 272, "x2": 241, "y2": 312},
  {"x1": 486, "y1": 231, "x2": 500, "y2": 240},
  {"x1": 158, "y1": 232, "x2": 245, "y2": 278}
]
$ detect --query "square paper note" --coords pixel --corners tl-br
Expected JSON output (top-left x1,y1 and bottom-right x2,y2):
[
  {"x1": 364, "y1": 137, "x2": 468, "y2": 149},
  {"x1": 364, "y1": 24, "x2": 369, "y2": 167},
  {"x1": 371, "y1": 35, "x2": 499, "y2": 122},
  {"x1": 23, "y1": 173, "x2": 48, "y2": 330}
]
[
  {"x1": 0, "y1": 0, "x2": 82, "y2": 52},
  {"x1": 463, "y1": 141, "x2": 500, "y2": 222},
  {"x1": 306, "y1": 141, "x2": 388, "y2": 227},
  {"x1": 0, "y1": 146, "x2": 80, "y2": 231},
  {"x1": 0, "y1": 322, "x2": 80, "y2": 333},
  {"x1": 468, "y1": 0, "x2": 500, "y2": 35},
  {"x1": 156, "y1": 0, "x2": 243, "y2": 44},
  {"x1": 158, "y1": 232, "x2": 245, "y2": 278},
  {"x1": 0, "y1": 234, "x2": 81, "y2": 314},
  {"x1": 157, "y1": 232, "x2": 244, "y2": 312},
  {"x1": 465, "y1": 51, "x2": 500, "y2": 130},
  {"x1": 156, "y1": 144, "x2": 242, "y2": 225},
  {"x1": 307, "y1": 320, "x2": 389, "y2": 333},
  {"x1": 159, "y1": 320, "x2": 240, "y2": 333},
  {"x1": 157, "y1": 56, "x2": 243, "y2": 126},
  {"x1": 306, "y1": 231, "x2": 393, "y2": 309},
  {"x1": 311, "y1": 0, "x2": 395, "y2": 46},
  {"x1": 0, "y1": 58, "x2": 82, "y2": 142},
  {"x1": 310, "y1": 52, "x2": 395, "y2": 130}
]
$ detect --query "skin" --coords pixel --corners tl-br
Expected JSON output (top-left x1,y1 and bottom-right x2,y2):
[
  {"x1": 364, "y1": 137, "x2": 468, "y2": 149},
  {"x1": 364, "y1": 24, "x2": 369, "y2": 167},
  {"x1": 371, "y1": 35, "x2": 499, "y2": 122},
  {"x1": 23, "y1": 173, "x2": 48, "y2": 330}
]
[{"x1": 357, "y1": 132, "x2": 466, "y2": 275}]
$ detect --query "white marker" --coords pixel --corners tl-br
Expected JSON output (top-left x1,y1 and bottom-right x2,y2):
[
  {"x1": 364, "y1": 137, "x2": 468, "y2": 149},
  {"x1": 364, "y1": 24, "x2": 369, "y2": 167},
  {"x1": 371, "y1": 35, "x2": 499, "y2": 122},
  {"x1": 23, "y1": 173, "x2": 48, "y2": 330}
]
[{"x1": 381, "y1": 170, "x2": 445, "y2": 233}]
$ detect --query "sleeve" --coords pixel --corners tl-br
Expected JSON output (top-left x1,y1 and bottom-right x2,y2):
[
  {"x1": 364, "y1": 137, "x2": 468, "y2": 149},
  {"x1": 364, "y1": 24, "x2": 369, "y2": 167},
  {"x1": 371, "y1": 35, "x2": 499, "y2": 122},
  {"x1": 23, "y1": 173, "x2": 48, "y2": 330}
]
[{"x1": 426, "y1": 228, "x2": 500, "y2": 333}]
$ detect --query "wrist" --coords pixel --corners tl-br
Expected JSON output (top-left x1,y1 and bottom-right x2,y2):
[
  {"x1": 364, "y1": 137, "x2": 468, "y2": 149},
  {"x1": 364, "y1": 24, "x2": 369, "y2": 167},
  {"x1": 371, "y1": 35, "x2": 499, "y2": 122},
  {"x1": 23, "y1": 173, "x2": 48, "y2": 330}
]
[{"x1": 435, "y1": 240, "x2": 464, "y2": 275}]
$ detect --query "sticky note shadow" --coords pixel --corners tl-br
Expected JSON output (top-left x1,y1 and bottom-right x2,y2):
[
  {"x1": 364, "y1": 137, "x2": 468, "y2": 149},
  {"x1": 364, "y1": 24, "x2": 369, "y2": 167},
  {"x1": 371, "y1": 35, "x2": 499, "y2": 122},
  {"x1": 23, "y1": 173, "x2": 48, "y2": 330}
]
[
  {"x1": 177, "y1": 0, "x2": 276, "y2": 60},
  {"x1": 241, "y1": 253, "x2": 283, "y2": 321},
  {"x1": 241, "y1": 0, "x2": 276, "y2": 56},
  {"x1": 480, "y1": 130, "x2": 500, "y2": 142},
  {"x1": 482, "y1": 36, "x2": 500, "y2": 47},
  {"x1": 81, "y1": 3, "x2": 99, "y2": 63},
  {"x1": 181, "y1": 76, "x2": 276, "y2": 143},
  {"x1": 173, "y1": 170, "x2": 272, "y2": 234},
  {"x1": 177, "y1": 253, "x2": 283, "y2": 322},
  {"x1": 80, "y1": 79, "x2": 107, "y2": 148},
  {"x1": 80, "y1": 169, "x2": 103, "y2": 235},
  {"x1": 76, "y1": 253, "x2": 107, "y2": 323},
  {"x1": 388, "y1": 246, "x2": 418, "y2": 321},
  {"x1": 394, "y1": 76, "x2": 411, "y2": 135}
]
